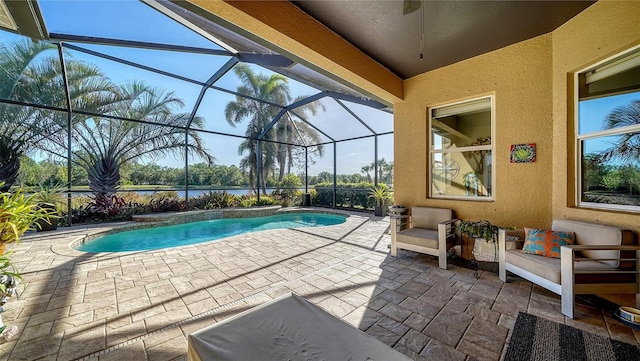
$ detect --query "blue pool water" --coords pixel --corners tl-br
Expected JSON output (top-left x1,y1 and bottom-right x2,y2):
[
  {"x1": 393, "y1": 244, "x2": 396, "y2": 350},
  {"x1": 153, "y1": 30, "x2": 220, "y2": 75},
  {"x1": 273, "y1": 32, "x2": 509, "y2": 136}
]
[{"x1": 76, "y1": 212, "x2": 346, "y2": 252}]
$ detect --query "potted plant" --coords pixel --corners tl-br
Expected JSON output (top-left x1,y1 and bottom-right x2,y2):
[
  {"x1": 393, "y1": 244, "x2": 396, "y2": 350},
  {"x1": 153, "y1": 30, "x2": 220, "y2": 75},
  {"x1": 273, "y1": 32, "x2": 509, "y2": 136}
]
[
  {"x1": 457, "y1": 220, "x2": 499, "y2": 242},
  {"x1": 0, "y1": 184, "x2": 51, "y2": 254},
  {"x1": 0, "y1": 251, "x2": 21, "y2": 339},
  {"x1": 456, "y1": 220, "x2": 508, "y2": 262},
  {"x1": 368, "y1": 185, "x2": 391, "y2": 216},
  {"x1": 33, "y1": 184, "x2": 63, "y2": 231}
]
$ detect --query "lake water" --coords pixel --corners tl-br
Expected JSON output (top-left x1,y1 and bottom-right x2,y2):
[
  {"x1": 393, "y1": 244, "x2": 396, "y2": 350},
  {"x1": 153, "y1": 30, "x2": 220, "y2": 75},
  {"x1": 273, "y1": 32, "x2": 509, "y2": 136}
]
[
  {"x1": 70, "y1": 188, "x2": 308, "y2": 199},
  {"x1": 131, "y1": 189, "x2": 251, "y2": 198}
]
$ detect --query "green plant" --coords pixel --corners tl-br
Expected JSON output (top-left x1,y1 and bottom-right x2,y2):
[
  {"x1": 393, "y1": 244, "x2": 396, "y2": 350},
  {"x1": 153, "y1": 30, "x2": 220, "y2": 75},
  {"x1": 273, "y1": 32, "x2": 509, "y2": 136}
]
[
  {"x1": 240, "y1": 197, "x2": 255, "y2": 207},
  {"x1": 276, "y1": 174, "x2": 302, "y2": 201},
  {"x1": 0, "y1": 252, "x2": 21, "y2": 295},
  {"x1": 0, "y1": 251, "x2": 22, "y2": 336},
  {"x1": 368, "y1": 185, "x2": 390, "y2": 207},
  {"x1": 456, "y1": 220, "x2": 500, "y2": 243},
  {"x1": 33, "y1": 183, "x2": 65, "y2": 206},
  {"x1": 256, "y1": 195, "x2": 275, "y2": 206},
  {"x1": 0, "y1": 184, "x2": 50, "y2": 248},
  {"x1": 191, "y1": 191, "x2": 238, "y2": 209},
  {"x1": 33, "y1": 184, "x2": 63, "y2": 231}
]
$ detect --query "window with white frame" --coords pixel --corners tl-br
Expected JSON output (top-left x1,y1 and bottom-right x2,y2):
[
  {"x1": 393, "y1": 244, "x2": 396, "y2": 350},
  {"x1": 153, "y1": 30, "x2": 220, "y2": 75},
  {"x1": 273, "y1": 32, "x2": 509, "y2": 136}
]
[
  {"x1": 577, "y1": 47, "x2": 640, "y2": 212},
  {"x1": 429, "y1": 96, "x2": 494, "y2": 200}
]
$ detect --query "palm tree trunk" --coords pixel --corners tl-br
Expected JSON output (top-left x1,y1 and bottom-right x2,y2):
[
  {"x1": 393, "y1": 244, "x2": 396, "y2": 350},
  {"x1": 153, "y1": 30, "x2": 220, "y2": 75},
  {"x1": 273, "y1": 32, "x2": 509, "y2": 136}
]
[
  {"x1": 277, "y1": 144, "x2": 286, "y2": 182},
  {"x1": 0, "y1": 139, "x2": 21, "y2": 191},
  {"x1": 87, "y1": 156, "x2": 121, "y2": 200},
  {"x1": 0, "y1": 153, "x2": 20, "y2": 192},
  {"x1": 287, "y1": 145, "x2": 293, "y2": 175}
]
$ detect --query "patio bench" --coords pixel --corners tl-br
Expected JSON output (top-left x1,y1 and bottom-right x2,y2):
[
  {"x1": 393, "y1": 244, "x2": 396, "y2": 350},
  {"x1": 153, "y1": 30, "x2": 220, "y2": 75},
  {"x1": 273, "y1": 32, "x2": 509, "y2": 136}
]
[
  {"x1": 498, "y1": 219, "x2": 639, "y2": 319},
  {"x1": 390, "y1": 206, "x2": 457, "y2": 269}
]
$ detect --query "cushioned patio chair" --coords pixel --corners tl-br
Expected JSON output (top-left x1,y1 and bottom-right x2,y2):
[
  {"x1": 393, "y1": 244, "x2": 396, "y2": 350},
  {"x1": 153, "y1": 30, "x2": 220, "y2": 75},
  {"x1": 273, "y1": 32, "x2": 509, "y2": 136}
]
[
  {"x1": 390, "y1": 206, "x2": 457, "y2": 269},
  {"x1": 499, "y1": 219, "x2": 640, "y2": 319}
]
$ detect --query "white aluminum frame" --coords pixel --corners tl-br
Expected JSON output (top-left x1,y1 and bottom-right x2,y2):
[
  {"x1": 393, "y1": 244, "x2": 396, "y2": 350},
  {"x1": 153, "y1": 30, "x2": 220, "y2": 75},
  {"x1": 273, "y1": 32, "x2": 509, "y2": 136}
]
[
  {"x1": 574, "y1": 45, "x2": 640, "y2": 213},
  {"x1": 390, "y1": 215, "x2": 458, "y2": 270},
  {"x1": 498, "y1": 229, "x2": 640, "y2": 319},
  {"x1": 428, "y1": 95, "x2": 496, "y2": 201}
]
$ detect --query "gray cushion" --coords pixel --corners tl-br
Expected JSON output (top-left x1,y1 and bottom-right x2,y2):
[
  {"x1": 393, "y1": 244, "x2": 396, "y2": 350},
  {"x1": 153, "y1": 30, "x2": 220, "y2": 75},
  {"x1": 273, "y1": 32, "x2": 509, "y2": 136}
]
[
  {"x1": 552, "y1": 219, "x2": 635, "y2": 268},
  {"x1": 397, "y1": 228, "x2": 439, "y2": 249},
  {"x1": 410, "y1": 207, "x2": 452, "y2": 229},
  {"x1": 505, "y1": 249, "x2": 614, "y2": 284}
]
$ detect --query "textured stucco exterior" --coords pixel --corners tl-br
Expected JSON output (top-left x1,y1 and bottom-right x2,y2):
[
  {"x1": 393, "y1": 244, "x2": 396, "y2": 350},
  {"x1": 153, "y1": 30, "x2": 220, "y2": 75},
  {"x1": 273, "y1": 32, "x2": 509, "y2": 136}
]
[
  {"x1": 395, "y1": 0, "x2": 640, "y2": 233},
  {"x1": 396, "y1": 35, "x2": 554, "y2": 229},
  {"x1": 551, "y1": 1, "x2": 640, "y2": 231}
]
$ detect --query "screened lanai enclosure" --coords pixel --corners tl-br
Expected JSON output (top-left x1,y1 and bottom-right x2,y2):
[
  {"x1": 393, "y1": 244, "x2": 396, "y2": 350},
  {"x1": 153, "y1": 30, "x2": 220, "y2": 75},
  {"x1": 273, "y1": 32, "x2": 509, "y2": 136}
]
[{"x1": 0, "y1": 0, "x2": 394, "y2": 225}]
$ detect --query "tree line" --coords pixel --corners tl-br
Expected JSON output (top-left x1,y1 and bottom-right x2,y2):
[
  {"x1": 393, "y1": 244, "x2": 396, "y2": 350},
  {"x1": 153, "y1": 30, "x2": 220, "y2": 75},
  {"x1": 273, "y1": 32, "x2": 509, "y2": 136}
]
[{"x1": 16, "y1": 157, "x2": 394, "y2": 189}]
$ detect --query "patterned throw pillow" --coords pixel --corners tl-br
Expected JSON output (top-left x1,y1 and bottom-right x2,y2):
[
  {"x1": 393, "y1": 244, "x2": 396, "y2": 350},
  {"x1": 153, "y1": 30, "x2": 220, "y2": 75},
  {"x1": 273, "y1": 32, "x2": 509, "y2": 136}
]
[{"x1": 521, "y1": 228, "x2": 575, "y2": 258}]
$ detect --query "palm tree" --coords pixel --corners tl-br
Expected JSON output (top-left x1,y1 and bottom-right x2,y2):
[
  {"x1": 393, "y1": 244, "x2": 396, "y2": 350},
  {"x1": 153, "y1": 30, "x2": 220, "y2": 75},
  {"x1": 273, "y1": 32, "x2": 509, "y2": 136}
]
[
  {"x1": 225, "y1": 64, "x2": 323, "y2": 193},
  {"x1": 598, "y1": 99, "x2": 640, "y2": 164},
  {"x1": 381, "y1": 159, "x2": 394, "y2": 185},
  {"x1": 225, "y1": 65, "x2": 284, "y2": 193},
  {"x1": 45, "y1": 80, "x2": 214, "y2": 201},
  {"x1": 360, "y1": 159, "x2": 394, "y2": 185},
  {"x1": 361, "y1": 164, "x2": 373, "y2": 182},
  {"x1": 275, "y1": 113, "x2": 324, "y2": 182},
  {"x1": 0, "y1": 39, "x2": 123, "y2": 191},
  {"x1": 0, "y1": 40, "x2": 59, "y2": 190},
  {"x1": 377, "y1": 158, "x2": 388, "y2": 183}
]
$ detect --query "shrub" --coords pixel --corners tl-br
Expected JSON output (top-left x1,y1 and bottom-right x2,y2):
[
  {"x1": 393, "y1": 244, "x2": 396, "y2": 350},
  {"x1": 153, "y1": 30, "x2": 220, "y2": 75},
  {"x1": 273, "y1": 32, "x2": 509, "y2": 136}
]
[
  {"x1": 237, "y1": 194, "x2": 275, "y2": 207},
  {"x1": 67, "y1": 194, "x2": 139, "y2": 224},
  {"x1": 314, "y1": 182, "x2": 378, "y2": 209},
  {"x1": 191, "y1": 191, "x2": 239, "y2": 209},
  {"x1": 240, "y1": 197, "x2": 255, "y2": 207},
  {"x1": 257, "y1": 195, "x2": 275, "y2": 206},
  {"x1": 144, "y1": 196, "x2": 185, "y2": 213}
]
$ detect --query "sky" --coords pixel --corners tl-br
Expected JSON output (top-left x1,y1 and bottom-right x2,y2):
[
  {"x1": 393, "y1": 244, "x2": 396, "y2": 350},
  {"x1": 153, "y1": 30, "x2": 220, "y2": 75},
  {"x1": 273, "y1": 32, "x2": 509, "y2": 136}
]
[
  {"x1": 2, "y1": 0, "x2": 394, "y2": 176},
  {"x1": 579, "y1": 91, "x2": 639, "y2": 155},
  {"x1": 579, "y1": 92, "x2": 639, "y2": 135}
]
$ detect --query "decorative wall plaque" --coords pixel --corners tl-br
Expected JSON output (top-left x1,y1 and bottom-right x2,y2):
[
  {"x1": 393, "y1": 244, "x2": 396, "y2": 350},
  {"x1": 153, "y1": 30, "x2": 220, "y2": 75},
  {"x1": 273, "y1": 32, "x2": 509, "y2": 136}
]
[{"x1": 510, "y1": 143, "x2": 536, "y2": 163}]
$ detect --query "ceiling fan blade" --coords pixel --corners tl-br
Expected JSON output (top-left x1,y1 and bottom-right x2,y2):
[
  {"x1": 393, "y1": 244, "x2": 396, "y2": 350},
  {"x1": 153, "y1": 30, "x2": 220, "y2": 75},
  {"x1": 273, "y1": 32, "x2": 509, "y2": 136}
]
[{"x1": 403, "y1": 0, "x2": 421, "y2": 15}]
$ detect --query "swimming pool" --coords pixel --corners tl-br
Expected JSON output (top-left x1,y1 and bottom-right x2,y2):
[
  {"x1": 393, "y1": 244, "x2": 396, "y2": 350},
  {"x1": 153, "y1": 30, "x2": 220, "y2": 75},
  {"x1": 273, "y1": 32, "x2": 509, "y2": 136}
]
[{"x1": 76, "y1": 212, "x2": 347, "y2": 252}]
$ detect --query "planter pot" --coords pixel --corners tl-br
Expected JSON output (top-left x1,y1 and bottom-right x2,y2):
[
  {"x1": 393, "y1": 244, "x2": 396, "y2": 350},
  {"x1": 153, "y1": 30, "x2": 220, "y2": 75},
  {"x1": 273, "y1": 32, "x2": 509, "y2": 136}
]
[
  {"x1": 388, "y1": 206, "x2": 407, "y2": 215},
  {"x1": 37, "y1": 217, "x2": 57, "y2": 232},
  {"x1": 472, "y1": 238, "x2": 516, "y2": 262},
  {"x1": 374, "y1": 205, "x2": 386, "y2": 217}
]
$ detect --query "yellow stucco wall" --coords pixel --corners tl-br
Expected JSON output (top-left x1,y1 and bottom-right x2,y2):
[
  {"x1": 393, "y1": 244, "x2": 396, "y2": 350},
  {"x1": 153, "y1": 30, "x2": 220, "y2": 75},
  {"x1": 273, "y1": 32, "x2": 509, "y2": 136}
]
[
  {"x1": 396, "y1": 0, "x2": 640, "y2": 232},
  {"x1": 551, "y1": 0, "x2": 640, "y2": 232},
  {"x1": 396, "y1": 35, "x2": 554, "y2": 229}
]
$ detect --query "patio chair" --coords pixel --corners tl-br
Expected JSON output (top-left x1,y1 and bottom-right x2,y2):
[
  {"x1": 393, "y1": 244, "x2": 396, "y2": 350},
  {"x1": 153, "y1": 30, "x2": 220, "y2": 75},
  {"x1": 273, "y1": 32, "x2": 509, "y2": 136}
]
[
  {"x1": 390, "y1": 206, "x2": 458, "y2": 269},
  {"x1": 499, "y1": 219, "x2": 640, "y2": 319}
]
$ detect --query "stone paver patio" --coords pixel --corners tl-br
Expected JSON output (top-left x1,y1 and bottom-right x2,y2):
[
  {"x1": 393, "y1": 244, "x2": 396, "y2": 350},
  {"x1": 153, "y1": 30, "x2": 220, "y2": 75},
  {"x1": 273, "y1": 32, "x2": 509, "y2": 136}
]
[{"x1": 0, "y1": 208, "x2": 638, "y2": 360}]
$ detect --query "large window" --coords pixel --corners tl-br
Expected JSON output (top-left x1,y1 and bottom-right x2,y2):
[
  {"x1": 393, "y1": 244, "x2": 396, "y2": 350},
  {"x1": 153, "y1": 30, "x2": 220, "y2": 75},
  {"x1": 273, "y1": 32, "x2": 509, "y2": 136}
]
[
  {"x1": 577, "y1": 47, "x2": 640, "y2": 212},
  {"x1": 429, "y1": 96, "x2": 494, "y2": 200}
]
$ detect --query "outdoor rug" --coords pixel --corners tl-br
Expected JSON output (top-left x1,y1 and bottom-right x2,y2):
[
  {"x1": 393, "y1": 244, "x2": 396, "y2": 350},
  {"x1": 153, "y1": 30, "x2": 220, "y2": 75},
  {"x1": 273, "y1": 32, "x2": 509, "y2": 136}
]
[{"x1": 503, "y1": 312, "x2": 640, "y2": 361}]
